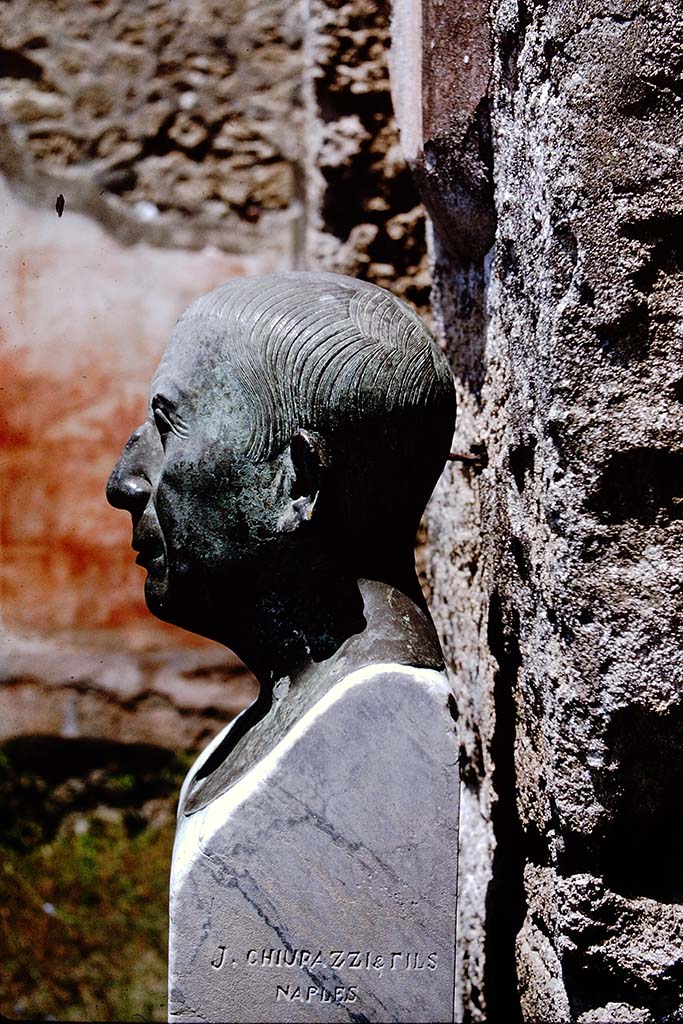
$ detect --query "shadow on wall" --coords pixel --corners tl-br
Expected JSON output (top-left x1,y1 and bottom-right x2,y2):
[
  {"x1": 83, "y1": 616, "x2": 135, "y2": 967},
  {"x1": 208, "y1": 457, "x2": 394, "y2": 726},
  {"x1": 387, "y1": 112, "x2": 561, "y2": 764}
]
[{"x1": 589, "y1": 704, "x2": 683, "y2": 904}]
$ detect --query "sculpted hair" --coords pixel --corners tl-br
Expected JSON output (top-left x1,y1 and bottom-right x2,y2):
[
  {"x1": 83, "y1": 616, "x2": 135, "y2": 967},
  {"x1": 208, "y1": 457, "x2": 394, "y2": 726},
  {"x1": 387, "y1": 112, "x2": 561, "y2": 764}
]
[{"x1": 178, "y1": 271, "x2": 455, "y2": 464}]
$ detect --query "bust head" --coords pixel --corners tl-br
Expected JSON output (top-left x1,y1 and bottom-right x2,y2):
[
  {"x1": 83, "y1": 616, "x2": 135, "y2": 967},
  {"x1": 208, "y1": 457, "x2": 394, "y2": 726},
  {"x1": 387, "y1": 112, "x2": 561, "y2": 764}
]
[{"x1": 107, "y1": 272, "x2": 455, "y2": 663}]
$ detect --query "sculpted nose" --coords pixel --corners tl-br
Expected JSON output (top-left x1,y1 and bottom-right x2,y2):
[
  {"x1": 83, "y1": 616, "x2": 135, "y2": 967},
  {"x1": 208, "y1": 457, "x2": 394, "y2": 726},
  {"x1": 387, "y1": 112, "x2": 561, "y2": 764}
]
[{"x1": 106, "y1": 426, "x2": 154, "y2": 513}]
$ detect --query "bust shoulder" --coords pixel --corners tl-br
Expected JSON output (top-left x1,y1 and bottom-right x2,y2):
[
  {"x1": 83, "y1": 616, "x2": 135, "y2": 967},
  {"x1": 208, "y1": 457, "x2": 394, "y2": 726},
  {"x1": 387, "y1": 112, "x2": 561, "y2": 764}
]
[{"x1": 177, "y1": 662, "x2": 453, "y2": 821}]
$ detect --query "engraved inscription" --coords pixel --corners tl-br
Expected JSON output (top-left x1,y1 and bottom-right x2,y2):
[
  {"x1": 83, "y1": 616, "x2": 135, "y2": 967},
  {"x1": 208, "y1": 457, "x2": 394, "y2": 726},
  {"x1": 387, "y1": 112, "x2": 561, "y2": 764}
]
[
  {"x1": 276, "y1": 984, "x2": 358, "y2": 1005},
  {"x1": 242, "y1": 948, "x2": 438, "y2": 971},
  {"x1": 211, "y1": 946, "x2": 226, "y2": 970},
  {"x1": 209, "y1": 946, "x2": 440, "y2": 1003}
]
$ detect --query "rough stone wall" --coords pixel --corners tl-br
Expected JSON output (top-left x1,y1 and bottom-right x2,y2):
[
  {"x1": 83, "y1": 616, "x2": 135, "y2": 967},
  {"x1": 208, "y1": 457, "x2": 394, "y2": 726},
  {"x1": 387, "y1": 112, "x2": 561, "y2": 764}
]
[
  {"x1": 393, "y1": 1, "x2": 683, "y2": 1021},
  {"x1": 488, "y1": 4, "x2": 683, "y2": 1020},
  {"x1": 302, "y1": 0, "x2": 429, "y2": 313},
  {"x1": 0, "y1": 0, "x2": 304, "y2": 254}
]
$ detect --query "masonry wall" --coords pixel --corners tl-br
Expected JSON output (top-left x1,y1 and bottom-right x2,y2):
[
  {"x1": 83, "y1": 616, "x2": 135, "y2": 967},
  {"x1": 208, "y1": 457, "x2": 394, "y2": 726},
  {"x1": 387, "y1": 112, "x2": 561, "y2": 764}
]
[
  {"x1": 302, "y1": 0, "x2": 428, "y2": 312},
  {"x1": 392, "y1": 1, "x2": 683, "y2": 1020}
]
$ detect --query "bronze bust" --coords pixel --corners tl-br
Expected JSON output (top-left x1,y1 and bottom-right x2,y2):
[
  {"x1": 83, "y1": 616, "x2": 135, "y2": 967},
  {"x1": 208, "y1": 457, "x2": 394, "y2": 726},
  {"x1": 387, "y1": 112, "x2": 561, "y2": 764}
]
[{"x1": 107, "y1": 271, "x2": 456, "y2": 813}]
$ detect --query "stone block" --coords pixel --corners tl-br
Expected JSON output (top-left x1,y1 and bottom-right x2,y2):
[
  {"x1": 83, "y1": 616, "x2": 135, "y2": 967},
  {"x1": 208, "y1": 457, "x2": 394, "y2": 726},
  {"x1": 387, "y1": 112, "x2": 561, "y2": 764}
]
[{"x1": 169, "y1": 664, "x2": 459, "y2": 1023}]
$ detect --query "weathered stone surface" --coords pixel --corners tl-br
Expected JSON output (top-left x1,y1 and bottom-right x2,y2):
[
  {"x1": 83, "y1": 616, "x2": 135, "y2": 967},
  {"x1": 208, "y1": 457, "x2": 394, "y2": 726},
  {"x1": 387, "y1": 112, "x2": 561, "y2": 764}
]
[
  {"x1": 1, "y1": 632, "x2": 257, "y2": 753},
  {"x1": 391, "y1": 0, "x2": 495, "y2": 263},
  {"x1": 169, "y1": 665, "x2": 459, "y2": 1023},
  {"x1": 302, "y1": 0, "x2": 429, "y2": 314},
  {"x1": 0, "y1": 0, "x2": 304, "y2": 254},
  {"x1": 392, "y1": 1, "x2": 683, "y2": 1021}
]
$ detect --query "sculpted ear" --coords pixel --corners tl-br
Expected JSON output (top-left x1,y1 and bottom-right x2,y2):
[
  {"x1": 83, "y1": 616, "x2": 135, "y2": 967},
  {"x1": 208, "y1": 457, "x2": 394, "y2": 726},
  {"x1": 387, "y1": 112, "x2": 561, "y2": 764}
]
[{"x1": 278, "y1": 429, "x2": 327, "y2": 530}]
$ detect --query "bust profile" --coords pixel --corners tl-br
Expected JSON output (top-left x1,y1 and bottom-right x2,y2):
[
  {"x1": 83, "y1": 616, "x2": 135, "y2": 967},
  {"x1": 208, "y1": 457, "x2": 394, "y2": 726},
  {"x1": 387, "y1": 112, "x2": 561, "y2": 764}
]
[{"x1": 107, "y1": 271, "x2": 456, "y2": 814}]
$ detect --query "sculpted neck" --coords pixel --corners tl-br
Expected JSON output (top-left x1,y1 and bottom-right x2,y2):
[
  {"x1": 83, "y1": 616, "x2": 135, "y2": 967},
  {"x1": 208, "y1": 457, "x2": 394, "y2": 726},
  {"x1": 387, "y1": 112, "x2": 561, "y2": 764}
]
[
  {"x1": 181, "y1": 574, "x2": 446, "y2": 816},
  {"x1": 233, "y1": 573, "x2": 444, "y2": 692}
]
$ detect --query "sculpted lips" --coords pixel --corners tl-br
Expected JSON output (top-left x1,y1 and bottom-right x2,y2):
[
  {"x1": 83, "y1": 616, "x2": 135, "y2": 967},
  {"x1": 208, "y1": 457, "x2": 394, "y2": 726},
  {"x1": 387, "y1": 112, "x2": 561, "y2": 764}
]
[{"x1": 132, "y1": 532, "x2": 165, "y2": 570}]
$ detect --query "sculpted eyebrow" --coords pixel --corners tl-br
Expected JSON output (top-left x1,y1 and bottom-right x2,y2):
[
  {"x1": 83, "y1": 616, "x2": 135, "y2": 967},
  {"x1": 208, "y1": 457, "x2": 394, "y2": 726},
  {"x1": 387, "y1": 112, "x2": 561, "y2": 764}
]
[{"x1": 151, "y1": 393, "x2": 174, "y2": 411}]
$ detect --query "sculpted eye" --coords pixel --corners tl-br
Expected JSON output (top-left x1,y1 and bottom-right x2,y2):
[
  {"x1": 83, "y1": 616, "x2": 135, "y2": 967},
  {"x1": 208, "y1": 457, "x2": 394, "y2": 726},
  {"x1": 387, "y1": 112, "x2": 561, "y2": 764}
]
[
  {"x1": 153, "y1": 405, "x2": 173, "y2": 440},
  {"x1": 151, "y1": 397, "x2": 189, "y2": 444}
]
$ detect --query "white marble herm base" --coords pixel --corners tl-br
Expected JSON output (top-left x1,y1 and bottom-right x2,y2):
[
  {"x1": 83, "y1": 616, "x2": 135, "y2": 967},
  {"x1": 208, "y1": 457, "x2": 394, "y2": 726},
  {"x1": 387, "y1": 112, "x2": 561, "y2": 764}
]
[{"x1": 168, "y1": 664, "x2": 459, "y2": 1023}]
